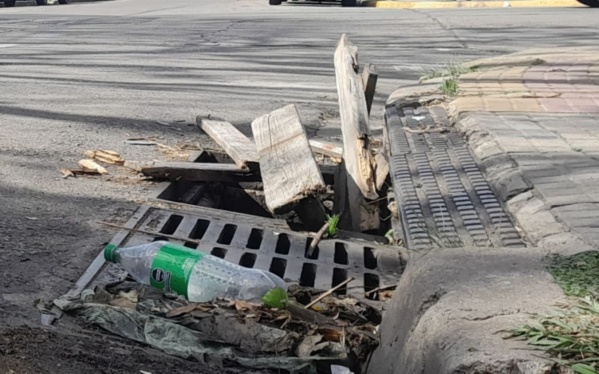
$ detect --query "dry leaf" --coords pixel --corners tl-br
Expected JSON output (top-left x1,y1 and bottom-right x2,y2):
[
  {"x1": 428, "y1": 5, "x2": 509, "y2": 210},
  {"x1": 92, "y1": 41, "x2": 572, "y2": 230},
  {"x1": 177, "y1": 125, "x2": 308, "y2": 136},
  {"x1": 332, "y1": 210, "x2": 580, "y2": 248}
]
[
  {"x1": 319, "y1": 328, "x2": 343, "y2": 342},
  {"x1": 379, "y1": 290, "x2": 394, "y2": 301},
  {"x1": 84, "y1": 150, "x2": 125, "y2": 165},
  {"x1": 295, "y1": 334, "x2": 323, "y2": 357},
  {"x1": 78, "y1": 159, "x2": 108, "y2": 174},
  {"x1": 234, "y1": 300, "x2": 260, "y2": 312},
  {"x1": 165, "y1": 303, "x2": 199, "y2": 318},
  {"x1": 60, "y1": 168, "x2": 101, "y2": 178},
  {"x1": 59, "y1": 168, "x2": 75, "y2": 178}
]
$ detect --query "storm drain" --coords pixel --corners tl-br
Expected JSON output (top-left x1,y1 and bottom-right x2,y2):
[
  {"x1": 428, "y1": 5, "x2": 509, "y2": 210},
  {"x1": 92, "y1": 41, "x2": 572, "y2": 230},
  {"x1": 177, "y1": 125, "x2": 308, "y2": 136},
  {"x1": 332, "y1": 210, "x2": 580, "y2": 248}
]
[
  {"x1": 385, "y1": 104, "x2": 524, "y2": 250},
  {"x1": 91, "y1": 205, "x2": 403, "y2": 294}
]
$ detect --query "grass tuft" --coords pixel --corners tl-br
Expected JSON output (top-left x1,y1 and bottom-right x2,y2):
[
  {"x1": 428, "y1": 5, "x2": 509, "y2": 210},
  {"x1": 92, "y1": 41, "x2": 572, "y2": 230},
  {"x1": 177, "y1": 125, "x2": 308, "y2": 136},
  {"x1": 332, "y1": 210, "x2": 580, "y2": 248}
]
[{"x1": 440, "y1": 78, "x2": 459, "y2": 96}]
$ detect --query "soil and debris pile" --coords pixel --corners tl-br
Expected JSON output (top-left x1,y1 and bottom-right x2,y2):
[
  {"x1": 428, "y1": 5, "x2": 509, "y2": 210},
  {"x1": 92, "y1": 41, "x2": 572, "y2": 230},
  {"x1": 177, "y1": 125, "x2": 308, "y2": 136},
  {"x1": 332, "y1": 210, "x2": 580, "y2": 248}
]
[{"x1": 54, "y1": 282, "x2": 381, "y2": 374}]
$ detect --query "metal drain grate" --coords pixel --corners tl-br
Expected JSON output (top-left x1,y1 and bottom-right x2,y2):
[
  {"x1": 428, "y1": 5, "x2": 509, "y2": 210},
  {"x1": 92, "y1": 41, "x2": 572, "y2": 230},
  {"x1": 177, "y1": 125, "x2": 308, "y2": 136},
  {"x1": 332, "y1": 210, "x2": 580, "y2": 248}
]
[
  {"x1": 385, "y1": 105, "x2": 525, "y2": 250},
  {"x1": 92, "y1": 206, "x2": 404, "y2": 294}
]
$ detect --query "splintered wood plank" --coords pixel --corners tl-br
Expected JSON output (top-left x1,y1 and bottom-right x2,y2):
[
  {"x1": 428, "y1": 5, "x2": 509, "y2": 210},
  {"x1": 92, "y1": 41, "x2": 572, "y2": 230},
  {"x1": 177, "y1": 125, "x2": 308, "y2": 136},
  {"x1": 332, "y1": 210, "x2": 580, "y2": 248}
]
[
  {"x1": 375, "y1": 152, "x2": 389, "y2": 191},
  {"x1": 251, "y1": 104, "x2": 326, "y2": 214},
  {"x1": 196, "y1": 117, "x2": 259, "y2": 170},
  {"x1": 124, "y1": 161, "x2": 259, "y2": 182},
  {"x1": 309, "y1": 139, "x2": 343, "y2": 160},
  {"x1": 361, "y1": 63, "x2": 378, "y2": 115},
  {"x1": 334, "y1": 34, "x2": 378, "y2": 231}
]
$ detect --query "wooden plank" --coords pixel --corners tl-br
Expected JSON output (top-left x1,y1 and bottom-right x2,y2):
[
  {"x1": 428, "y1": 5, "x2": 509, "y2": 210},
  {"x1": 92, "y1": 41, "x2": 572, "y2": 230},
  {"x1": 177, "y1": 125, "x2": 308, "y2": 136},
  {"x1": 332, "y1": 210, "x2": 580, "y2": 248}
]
[
  {"x1": 334, "y1": 34, "x2": 378, "y2": 231},
  {"x1": 124, "y1": 161, "x2": 260, "y2": 182},
  {"x1": 361, "y1": 63, "x2": 378, "y2": 116},
  {"x1": 251, "y1": 104, "x2": 326, "y2": 214},
  {"x1": 196, "y1": 117, "x2": 259, "y2": 171},
  {"x1": 374, "y1": 152, "x2": 389, "y2": 191},
  {"x1": 309, "y1": 139, "x2": 343, "y2": 160}
]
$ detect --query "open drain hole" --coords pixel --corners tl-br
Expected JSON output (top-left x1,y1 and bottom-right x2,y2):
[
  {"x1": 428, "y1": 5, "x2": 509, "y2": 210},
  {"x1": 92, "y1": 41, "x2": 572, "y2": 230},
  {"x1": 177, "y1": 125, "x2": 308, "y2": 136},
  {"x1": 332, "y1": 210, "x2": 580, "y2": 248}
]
[
  {"x1": 246, "y1": 229, "x2": 263, "y2": 249},
  {"x1": 211, "y1": 247, "x2": 227, "y2": 259},
  {"x1": 217, "y1": 224, "x2": 237, "y2": 245},
  {"x1": 160, "y1": 215, "x2": 183, "y2": 235},
  {"x1": 239, "y1": 253, "x2": 257, "y2": 268},
  {"x1": 332, "y1": 268, "x2": 348, "y2": 295},
  {"x1": 189, "y1": 219, "x2": 210, "y2": 239},
  {"x1": 304, "y1": 238, "x2": 319, "y2": 259},
  {"x1": 300, "y1": 263, "x2": 317, "y2": 287},
  {"x1": 275, "y1": 234, "x2": 291, "y2": 255},
  {"x1": 269, "y1": 258, "x2": 287, "y2": 278},
  {"x1": 364, "y1": 273, "x2": 380, "y2": 293},
  {"x1": 364, "y1": 247, "x2": 377, "y2": 269},
  {"x1": 334, "y1": 243, "x2": 348, "y2": 265}
]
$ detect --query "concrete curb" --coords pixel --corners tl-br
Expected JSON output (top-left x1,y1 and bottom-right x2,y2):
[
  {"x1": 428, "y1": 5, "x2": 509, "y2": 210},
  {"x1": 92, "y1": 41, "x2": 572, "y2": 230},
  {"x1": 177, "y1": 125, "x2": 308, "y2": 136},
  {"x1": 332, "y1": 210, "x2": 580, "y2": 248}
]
[
  {"x1": 368, "y1": 246, "x2": 575, "y2": 374},
  {"x1": 375, "y1": 0, "x2": 583, "y2": 8}
]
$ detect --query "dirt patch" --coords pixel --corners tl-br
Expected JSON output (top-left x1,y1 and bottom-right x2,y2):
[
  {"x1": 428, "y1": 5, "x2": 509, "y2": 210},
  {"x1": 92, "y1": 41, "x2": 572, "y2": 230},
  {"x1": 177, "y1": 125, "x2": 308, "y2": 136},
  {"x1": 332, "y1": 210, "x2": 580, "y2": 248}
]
[{"x1": 0, "y1": 325, "x2": 228, "y2": 374}]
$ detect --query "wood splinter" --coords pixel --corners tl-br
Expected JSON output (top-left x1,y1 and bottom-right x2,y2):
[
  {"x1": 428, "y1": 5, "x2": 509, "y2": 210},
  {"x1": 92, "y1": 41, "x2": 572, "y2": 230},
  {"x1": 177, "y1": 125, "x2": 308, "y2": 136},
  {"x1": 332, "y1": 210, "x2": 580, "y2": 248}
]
[
  {"x1": 306, "y1": 221, "x2": 330, "y2": 258},
  {"x1": 305, "y1": 277, "x2": 355, "y2": 310}
]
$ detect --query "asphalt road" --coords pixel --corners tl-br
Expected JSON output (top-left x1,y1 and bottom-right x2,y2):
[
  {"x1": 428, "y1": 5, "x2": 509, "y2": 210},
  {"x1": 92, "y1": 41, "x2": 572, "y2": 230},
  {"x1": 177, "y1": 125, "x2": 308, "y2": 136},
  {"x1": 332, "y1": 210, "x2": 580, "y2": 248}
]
[{"x1": 0, "y1": 0, "x2": 598, "y2": 371}]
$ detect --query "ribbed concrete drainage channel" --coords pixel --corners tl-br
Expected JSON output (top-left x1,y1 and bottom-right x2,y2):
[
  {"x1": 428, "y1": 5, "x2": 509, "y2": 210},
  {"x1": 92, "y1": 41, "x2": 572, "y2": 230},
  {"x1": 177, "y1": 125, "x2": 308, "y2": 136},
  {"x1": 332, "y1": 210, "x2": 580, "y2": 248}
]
[{"x1": 385, "y1": 104, "x2": 526, "y2": 249}]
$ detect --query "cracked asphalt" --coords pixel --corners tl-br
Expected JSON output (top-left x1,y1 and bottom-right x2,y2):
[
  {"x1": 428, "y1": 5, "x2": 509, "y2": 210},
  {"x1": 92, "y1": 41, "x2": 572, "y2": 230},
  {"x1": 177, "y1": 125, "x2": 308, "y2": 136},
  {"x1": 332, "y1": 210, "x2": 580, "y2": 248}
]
[{"x1": 0, "y1": 0, "x2": 598, "y2": 371}]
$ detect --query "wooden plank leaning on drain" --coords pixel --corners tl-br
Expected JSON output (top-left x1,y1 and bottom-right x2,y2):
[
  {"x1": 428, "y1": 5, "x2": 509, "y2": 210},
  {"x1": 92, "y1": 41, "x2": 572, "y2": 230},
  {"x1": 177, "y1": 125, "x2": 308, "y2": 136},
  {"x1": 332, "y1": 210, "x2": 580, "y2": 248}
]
[
  {"x1": 124, "y1": 161, "x2": 260, "y2": 182},
  {"x1": 334, "y1": 34, "x2": 379, "y2": 232},
  {"x1": 252, "y1": 104, "x2": 327, "y2": 231},
  {"x1": 196, "y1": 117, "x2": 259, "y2": 171},
  {"x1": 361, "y1": 63, "x2": 378, "y2": 116}
]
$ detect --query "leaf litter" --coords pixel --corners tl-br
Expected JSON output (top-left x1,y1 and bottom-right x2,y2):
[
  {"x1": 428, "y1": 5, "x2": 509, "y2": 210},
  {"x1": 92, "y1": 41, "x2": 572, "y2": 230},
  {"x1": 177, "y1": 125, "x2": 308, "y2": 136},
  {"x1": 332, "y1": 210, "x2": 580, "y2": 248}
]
[{"x1": 54, "y1": 282, "x2": 382, "y2": 373}]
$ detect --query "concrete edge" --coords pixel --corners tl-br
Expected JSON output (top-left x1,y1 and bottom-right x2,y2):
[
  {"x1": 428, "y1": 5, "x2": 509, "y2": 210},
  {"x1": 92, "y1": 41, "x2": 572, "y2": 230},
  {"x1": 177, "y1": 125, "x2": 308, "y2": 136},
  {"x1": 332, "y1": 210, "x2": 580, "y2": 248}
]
[
  {"x1": 368, "y1": 246, "x2": 575, "y2": 374},
  {"x1": 374, "y1": 0, "x2": 583, "y2": 8}
]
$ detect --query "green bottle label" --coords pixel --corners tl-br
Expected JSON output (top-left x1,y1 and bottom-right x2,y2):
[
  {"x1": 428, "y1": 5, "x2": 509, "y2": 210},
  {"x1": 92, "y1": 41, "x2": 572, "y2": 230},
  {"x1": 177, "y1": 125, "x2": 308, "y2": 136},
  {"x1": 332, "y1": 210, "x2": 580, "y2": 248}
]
[{"x1": 150, "y1": 243, "x2": 205, "y2": 298}]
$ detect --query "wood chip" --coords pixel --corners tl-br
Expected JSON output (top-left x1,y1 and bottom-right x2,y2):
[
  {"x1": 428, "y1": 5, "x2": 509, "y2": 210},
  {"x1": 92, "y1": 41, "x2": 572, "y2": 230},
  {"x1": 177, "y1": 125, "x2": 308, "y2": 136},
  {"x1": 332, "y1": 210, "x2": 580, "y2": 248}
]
[
  {"x1": 84, "y1": 150, "x2": 125, "y2": 165},
  {"x1": 78, "y1": 159, "x2": 108, "y2": 174}
]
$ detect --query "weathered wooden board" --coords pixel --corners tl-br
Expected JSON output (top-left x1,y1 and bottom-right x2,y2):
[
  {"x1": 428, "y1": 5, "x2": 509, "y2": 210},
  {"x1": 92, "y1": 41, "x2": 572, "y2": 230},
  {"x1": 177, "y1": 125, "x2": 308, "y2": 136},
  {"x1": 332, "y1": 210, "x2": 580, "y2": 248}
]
[
  {"x1": 334, "y1": 34, "x2": 378, "y2": 231},
  {"x1": 361, "y1": 63, "x2": 378, "y2": 116},
  {"x1": 309, "y1": 139, "x2": 343, "y2": 160},
  {"x1": 251, "y1": 104, "x2": 326, "y2": 214},
  {"x1": 125, "y1": 161, "x2": 259, "y2": 182},
  {"x1": 196, "y1": 117, "x2": 259, "y2": 171}
]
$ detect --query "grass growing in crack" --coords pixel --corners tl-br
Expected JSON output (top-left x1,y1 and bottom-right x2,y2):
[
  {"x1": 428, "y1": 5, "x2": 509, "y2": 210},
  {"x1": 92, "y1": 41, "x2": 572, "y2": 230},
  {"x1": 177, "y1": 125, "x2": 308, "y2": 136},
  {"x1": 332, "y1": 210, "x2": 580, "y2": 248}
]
[
  {"x1": 508, "y1": 297, "x2": 599, "y2": 374},
  {"x1": 531, "y1": 58, "x2": 546, "y2": 66},
  {"x1": 440, "y1": 78, "x2": 459, "y2": 96},
  {"x1": 549, "y1": 251, "x2": 599, "y2": 298},
  {"x1": 421, "y1": 62, "x2": 479, "y2": 81}
]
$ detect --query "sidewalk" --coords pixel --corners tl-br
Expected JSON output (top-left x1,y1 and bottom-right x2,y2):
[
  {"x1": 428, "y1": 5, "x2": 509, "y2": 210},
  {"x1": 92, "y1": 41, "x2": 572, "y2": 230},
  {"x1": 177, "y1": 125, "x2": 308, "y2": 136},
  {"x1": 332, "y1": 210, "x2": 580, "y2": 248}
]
[{"x1": 369, "y1": 47, "x2": 599, "y2": 374}]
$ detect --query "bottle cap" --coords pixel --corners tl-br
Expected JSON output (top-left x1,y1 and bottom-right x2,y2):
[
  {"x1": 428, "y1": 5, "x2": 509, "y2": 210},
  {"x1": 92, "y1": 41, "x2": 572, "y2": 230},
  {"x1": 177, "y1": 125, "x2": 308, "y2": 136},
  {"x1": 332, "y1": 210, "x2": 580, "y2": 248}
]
[{"x1": 104, "y1": 244, "x2": 118, "y2": 262}]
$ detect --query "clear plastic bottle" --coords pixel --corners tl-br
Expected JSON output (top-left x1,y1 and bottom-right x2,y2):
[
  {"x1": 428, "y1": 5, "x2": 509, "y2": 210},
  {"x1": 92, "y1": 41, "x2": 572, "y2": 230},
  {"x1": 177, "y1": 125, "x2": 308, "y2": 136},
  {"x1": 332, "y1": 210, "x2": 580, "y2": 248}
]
[{"x1": 104, "y1": 241, "x2": 286, "y2": 302}]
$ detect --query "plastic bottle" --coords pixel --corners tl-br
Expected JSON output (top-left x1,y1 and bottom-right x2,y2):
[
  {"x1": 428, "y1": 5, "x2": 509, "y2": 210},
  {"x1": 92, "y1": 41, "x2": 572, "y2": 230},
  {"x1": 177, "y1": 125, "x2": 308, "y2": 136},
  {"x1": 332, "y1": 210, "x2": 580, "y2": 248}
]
[{"x1": 104, "y1": 241, "x2": 286, "y2": 302}]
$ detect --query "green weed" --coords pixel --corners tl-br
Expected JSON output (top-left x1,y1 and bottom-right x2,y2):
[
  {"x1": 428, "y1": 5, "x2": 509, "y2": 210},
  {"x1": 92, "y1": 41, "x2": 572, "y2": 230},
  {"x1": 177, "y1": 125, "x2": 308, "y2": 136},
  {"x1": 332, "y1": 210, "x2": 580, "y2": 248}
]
[{"x1": 440, "y1": 78, "x2": 459, "y2": 96}]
